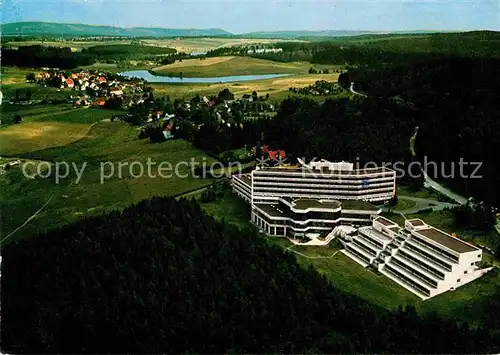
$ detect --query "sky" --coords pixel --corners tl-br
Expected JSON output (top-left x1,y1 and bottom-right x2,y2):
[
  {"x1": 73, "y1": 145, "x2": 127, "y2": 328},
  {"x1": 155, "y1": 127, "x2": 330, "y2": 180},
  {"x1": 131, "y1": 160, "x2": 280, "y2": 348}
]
[{"x1": 2, "y1": 0, "x2": 499, "y2": 34}]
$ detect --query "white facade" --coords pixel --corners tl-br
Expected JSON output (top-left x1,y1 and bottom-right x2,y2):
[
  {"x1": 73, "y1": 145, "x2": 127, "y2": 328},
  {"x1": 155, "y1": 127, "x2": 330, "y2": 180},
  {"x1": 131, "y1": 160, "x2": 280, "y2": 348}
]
[
  {"x1": 250, "y1": 162, "x2": 396, "y2": 204},
  {"x1": 247, "y1": 48, "x2": 283, "y2": 54},
  {"x1": 341, "y1": 217, "x2": 487, "y2": 300},
  {"x1": 232, "y1": 174, "x2": 252, "y2": 203},
  {"x1": 231, "y1": 163, "x2": 383, "y2": 239}
]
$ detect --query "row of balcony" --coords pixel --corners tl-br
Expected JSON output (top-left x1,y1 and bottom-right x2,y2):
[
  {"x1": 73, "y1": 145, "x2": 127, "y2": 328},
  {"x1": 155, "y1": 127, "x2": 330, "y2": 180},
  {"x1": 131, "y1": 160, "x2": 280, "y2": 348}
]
[
  {"x1": 345, "y1": 244, "x2": 373, "y2": 265},
  {"x1": 388, "y1": 257, "x2": 439, "y2": 289},
  {"x1": 254, "y1": 179, "x2": 394, "y2": 190},
  {"x1": 382, "y1": 264, "x2": 431, "y2": 297},
  {"x1": 254, "y1": 171, "x2": 395, "y2": 180},
  {"x1": 410, "y1": 234, "x2": 459, "y2": 263},
  {"x1": 396, "y1": 249, "x2": 446, "y2": 280},
  {"x1": 403, "y1": 242, "x2": 453, "y2": 272}
]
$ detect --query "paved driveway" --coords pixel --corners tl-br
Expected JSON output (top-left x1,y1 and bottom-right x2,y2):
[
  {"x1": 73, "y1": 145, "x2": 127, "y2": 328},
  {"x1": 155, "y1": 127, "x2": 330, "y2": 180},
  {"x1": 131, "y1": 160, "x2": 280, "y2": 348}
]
[{"x1": 383, "y1": 195, "x2": 458, "y2": 215}]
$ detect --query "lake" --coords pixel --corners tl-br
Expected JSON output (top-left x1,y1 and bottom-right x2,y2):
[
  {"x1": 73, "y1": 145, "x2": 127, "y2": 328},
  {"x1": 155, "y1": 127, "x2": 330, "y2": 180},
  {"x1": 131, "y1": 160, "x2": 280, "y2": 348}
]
[{"x1": 119, "y1": 70, "x2": 291, "y2": 84}]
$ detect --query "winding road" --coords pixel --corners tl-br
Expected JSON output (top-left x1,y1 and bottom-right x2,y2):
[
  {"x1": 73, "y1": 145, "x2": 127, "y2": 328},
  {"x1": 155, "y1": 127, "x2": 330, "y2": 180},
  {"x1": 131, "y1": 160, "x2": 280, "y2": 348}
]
[
  {"x1": 422, "y1": 171, "x2": 468, "y2": 205},
  {"x1": 410, "y1": 125, "x2": 468, "y2": 206},
  {"x1": 383, "y1": 195, "x2": 458, "y2": 215},
  {"x1": 349, "y1": 82, "x2": 367, "y2": 97}
]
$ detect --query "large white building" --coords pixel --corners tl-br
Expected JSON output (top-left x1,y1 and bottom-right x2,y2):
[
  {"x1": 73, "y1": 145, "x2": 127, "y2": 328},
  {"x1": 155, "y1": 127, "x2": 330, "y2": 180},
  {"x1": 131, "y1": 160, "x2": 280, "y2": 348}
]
[
  {"x1": 232, "y1": 159, "x2": 393, "y2": 237},
  {"x1": 231, "y1": 159, "x2": 488, "y2": 299},
  {"x1": 251, "y1": 196, "x2": 381, "y2": 238},
  {"x1": 250, "y1": 159, "x2": 396, "y2": 204},
  {"x1": 341, "y1": 217, "x2": 488, "y2": 299}
]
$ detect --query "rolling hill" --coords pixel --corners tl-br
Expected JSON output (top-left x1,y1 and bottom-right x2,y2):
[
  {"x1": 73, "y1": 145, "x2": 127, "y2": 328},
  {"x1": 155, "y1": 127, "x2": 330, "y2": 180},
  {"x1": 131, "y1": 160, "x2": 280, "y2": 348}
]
[
  {"x1": 1, "y1": 22, "x2": 232, "y2": 37},
  {"x1": 2, "y1": 21, "x2": 455, "y2": 39}
]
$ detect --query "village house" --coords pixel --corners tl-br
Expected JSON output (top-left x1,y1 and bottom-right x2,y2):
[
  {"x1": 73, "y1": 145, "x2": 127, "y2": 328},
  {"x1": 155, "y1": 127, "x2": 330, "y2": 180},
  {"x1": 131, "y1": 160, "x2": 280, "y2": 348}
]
[
  {"x1": 66, "y1": 78, "x2": 75, "y2": 89},
  {"x1": 109, "y1": 87, "x2": 124, "y2": 96},
  {"x1": 92, "y1": 97, "x2": 106, "y2": 106},
  {"x1": 162, "y1": 122, "x2": 175, "y2": 140}
]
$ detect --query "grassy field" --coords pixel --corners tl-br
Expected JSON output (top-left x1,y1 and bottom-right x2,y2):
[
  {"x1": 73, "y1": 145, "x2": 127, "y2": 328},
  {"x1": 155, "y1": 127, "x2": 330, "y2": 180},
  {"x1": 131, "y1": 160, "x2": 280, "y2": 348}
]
[
  {"x1": 199, "y1": 191, "x2": 252, "y2": 230},
  {"x1": 5, "y1": 38, "x2": 304, "y2": 53},
  {"x1": 0, "y1": 107, "x2": 122, "y2": 155},
  {"x1": 1, "y1": 117, "x2": 215, "y2": 244},
  {"x1": 144, "y1": 38, "x2": 304, "y2": 52},
  {"x1": 391, "y1": 198, "x2": 418, "y2": 211},
  {"x1": 152, "y1": 56, "x2": 336, "y2": 77},
  {"x1": 151, "y1": 73, "x2": 340, "y2": 101},
  {"x1": 397, "y1": 185, "x2": 442, "y2": 200}
]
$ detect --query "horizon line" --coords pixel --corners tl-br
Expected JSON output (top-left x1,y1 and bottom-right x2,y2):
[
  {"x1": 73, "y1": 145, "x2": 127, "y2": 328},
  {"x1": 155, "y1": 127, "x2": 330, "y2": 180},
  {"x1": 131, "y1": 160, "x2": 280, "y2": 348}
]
[{"x1": 2, "y1": 20, "x2": 496, "y2": 35}]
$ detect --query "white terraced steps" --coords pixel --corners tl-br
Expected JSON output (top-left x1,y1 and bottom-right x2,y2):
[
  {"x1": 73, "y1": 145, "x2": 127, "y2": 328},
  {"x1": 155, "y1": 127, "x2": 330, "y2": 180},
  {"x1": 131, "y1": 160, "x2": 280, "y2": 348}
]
[{"x1": 340, "y1": 217, "x2": 489, "y2": 300}]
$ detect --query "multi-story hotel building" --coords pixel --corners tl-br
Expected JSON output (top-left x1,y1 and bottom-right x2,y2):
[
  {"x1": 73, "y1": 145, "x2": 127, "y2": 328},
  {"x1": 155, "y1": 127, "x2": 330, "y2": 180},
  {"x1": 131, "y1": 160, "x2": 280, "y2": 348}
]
[
  {"x1": 341, "y1": 217, "x2": 486, "y2": 299},
  {"x1": 232, "y1": 159, "x2": 393, "y2": 236},
  {"x1": 231, "y1": 159, "x2": 488, "y2": 299},
  {"x1": 251, "y1": 196, "x2": 381, "y2": 238},
  {"x1": 251, "y1": 159, "x2": 396, "y2": 204}
]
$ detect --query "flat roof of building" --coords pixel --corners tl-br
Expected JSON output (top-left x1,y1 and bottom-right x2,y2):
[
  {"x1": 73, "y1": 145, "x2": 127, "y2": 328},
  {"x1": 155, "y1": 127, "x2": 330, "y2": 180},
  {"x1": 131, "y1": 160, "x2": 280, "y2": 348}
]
[
  {"x1": 415, "y1": 227, "x2": 479, "y2": 253},
  {"x1": 374, "y1": 216, "x2": 398, "y2": 227},
  {"x1": 388, "y1": 225, "x2": 403, "y2": 233},
  {"x1": 359, "y1": 226, "x2": 393, "y2": 242},
  {"x1": 289, "y1": 198, "x2": 341, "y2": 211},
  {"x1": 254, "y1": 203, "x2": 288, "y2": 218},
  {"x1": 407, "y1": 219, "x2": 425, "y2": 227},
  {"x1": 234, "y1": 173, "x2": 252, "y2": 188},
  {"x1": 339, "y1": 200, "x2": 380, "y2": 211},
  {"x1": 254, "y1": 166, "x2": 394, "y2": 176}
]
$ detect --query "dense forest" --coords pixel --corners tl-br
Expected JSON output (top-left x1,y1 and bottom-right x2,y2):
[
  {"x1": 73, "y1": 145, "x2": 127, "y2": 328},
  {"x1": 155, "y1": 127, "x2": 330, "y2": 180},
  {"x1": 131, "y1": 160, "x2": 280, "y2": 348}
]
[
  {"x1": 1, "y1": 43, "x2": 177, "y2": 68},
  {"x1": 340, "y1": 57, "x2": 500, "y2": 206},
  {"x1": 181, "y1": 96, "x2": 416, "y2": 175},
  {"x1": 82, "y1": 44, "x2": 176, "y2": 60},
  {"x1": 1, "y1": 45, "x2": 94, "y2": 69},
  {"x1": 245, "y1": 31, "x2": 500, "y2": 65},
  {"x1": 2, "y1": 197, "x2": 499, "y2": 353}
]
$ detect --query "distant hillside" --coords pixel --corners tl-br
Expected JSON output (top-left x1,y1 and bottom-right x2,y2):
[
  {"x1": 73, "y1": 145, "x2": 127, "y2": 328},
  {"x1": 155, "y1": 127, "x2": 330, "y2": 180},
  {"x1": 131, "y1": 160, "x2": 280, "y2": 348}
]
[
  {"x1": 241, "y1": 30, "x2": 379, "y2": 38},
  {"x1": 239, "y1": 30, "x2": 444, "y2": 39},
  {"x1": 2, "y1": 22, "x2": 456, "y2": 39},
  {"x1": 1, "y1": 22, "x2": 232, "y2": 37}
]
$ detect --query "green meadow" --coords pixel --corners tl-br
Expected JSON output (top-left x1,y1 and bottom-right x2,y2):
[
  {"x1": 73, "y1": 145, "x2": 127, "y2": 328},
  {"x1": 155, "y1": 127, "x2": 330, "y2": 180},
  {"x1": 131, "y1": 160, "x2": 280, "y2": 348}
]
[{"x1": 1, "y1": 114, "x2": 215, "y2": 245}]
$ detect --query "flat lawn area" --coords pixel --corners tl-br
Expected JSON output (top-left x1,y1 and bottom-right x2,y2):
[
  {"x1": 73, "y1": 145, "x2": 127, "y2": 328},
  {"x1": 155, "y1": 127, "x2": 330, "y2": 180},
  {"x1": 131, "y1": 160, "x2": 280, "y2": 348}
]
[
  {"x1": 1, "y1": 82, "x2": 73, "y2": 101},
  {"x1": 0, "y1": 121, "x2": 93, "y2": 155},
  {"x1": 1, "y1": 121, "x2": 214, "y2": 244},
  {"x1": 152, "y1": 56, "x2": 337, "y2": 77},
  {"x1": 392, "y1": 198, "x2": 418, "y2": 211},
  {"x1": 5, "y1": 38, "x2": 305, "y2": 53},
  {"x1": 0, "y1": 108, "x2": 121, "y2": 155},
  {"x1": 151, "y1": 73, "x2": 340, "y2": 100},
  {"x1": 1, "y1": 67, "x2": 34, "y2": 84},
  {"x1": 397, "y1": 185, "x2": 441, "y2": 200},
  {"x1": 144, "y1": 38, "x2": 305, "y2": 53},
  {"x1": 1, "y1": 104, "x2": 74, "y2": 118},
  {"x1": 270, "y1": 237, "x2": 420, "y2": 308},
  {"x1": 199, "y1": 191, "x2": 252, "y2": 230}
]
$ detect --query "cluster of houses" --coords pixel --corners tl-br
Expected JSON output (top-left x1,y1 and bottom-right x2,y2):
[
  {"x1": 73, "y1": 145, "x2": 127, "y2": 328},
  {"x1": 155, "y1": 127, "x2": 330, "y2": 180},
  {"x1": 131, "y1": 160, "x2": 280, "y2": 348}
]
[
  {"x1": 35, "y1": 70, "x2": 147, "y2": 108},
  {"x1": 288, "y1": 80, "x2": 344, "y2": 96},
  {"x1": 246, "y1": 47, "x2": 283, "y2": 55},
  {"x1": 251, "y1": 145, "x2": 286, "y2": 163}
]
